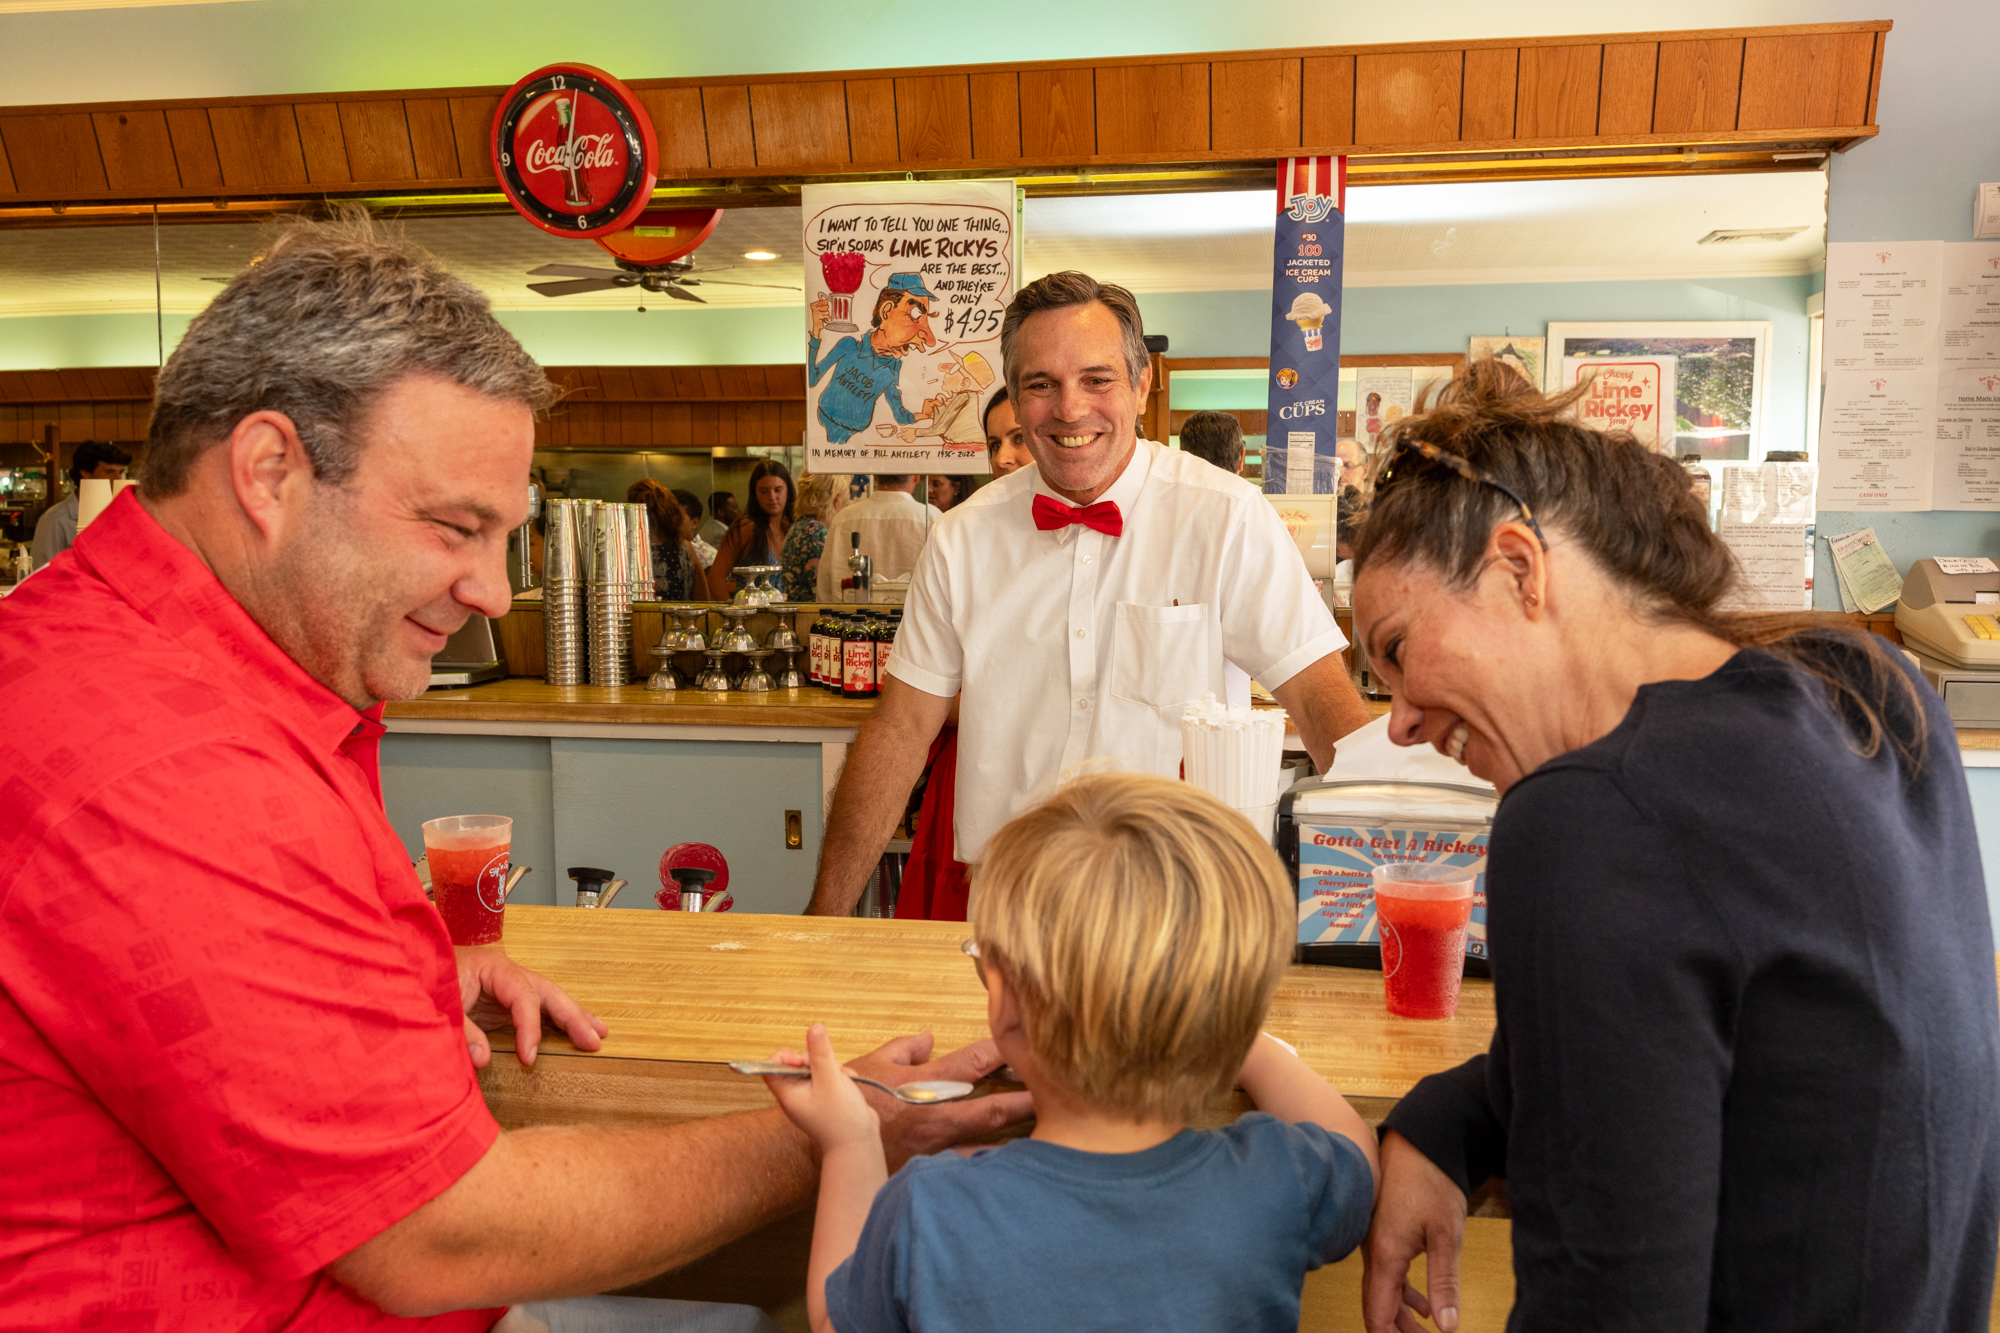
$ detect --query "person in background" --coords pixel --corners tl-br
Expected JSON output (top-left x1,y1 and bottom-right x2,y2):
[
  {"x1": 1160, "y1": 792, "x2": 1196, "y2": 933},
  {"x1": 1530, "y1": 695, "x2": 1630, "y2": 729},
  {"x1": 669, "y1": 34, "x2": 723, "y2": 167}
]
[
  {"x1": 1357, "y1": 363, "x2": 1998, "y2": 1333},
  {"x1": 626, "y1": 478, "x2": 699, "y2": 602},
  {"x1": 706, "y1": 460, "x2": 793, "y2": 600},
  {"x1": 674, "y1": 488, "x2": 717, "y2": 570},
  {"x1": 815, "y1": 474, "x2": 942, "y2": 604},
  {"x1": 983, "y1": 389, "x2": 1032, "y2": 478},
  {"x1": 927, "y1": 475, "x2": 973, "y2": 513},
  {"x1": 698, "y1": 490, "x2": 737, "y2": 548},
  {"x1": 767, "y1": 773, "x2": 1379, "y2": 1333},
  {"x1": 782, "y1": 472, "x2": 847, "y2": 603},
  {"x1": 31, "y1": 440, "x2": 131, "y2": 569},
  {"x1": 1178, "y1": 410, "x2": 1244, "y2": 475}
]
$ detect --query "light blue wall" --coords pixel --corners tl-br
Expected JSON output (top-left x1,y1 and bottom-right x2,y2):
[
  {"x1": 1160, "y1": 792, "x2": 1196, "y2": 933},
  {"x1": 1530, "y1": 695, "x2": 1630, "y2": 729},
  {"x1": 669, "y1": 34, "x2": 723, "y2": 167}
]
[
  {"x1": 1143, "y1": 277, "x2": 1816, "y2": 451},
  {"x1": 1809, "y1": 0, "x2": 2000, "y2": 608}
]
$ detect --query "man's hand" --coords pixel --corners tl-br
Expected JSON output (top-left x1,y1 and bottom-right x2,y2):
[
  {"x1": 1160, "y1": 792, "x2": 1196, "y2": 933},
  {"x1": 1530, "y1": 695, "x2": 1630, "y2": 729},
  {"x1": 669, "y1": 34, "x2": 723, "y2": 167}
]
[
  {"x1": 849, "y1": 1031, "x2": 1032, "y2": 1169},
  {"x1": 806, "y1": 676, "x2": 953, "y2": 916},
  {"x1": 809, "y1": 298, "x2": 830, "y2": 341},
  {"x1": 456, "y1": 945, "x2": 608, "y2": 1069},
  {"x1": 1363, "y1": 1131, "x2": 1467, "y2": 1333}
]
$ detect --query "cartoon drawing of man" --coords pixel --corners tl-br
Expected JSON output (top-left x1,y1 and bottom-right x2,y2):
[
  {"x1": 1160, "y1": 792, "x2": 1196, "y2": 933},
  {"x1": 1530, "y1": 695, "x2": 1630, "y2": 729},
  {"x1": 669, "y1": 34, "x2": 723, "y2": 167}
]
[
  {"x1": 808, "y1": 272, "x2": 938, "y2": 444},
  {"x1": 900, "y1": 351, "x2": 995, "y2": 451}
]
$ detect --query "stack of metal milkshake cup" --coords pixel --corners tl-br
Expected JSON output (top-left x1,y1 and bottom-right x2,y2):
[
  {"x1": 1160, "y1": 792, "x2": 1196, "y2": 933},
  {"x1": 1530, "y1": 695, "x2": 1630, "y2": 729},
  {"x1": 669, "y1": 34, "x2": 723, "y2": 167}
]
[{"x1": 542, "y1": 499, "x2": 652, "y2": 686}]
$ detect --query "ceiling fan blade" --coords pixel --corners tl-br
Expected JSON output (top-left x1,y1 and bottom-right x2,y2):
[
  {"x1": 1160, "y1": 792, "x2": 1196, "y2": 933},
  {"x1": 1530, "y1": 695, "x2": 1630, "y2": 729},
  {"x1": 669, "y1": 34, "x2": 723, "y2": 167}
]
[
  {"x1": 661, "y1": 284, "x2": 707, "y2": 304},
  {"x1": 529, "y1": 263, "x2": 628, "y2": 279},
  {"x1": 697, "y1": 280, "x2": 804, "y2": 291},
  {"x1": 529, "y1": 278, "x2": 626, "y2": 297}
]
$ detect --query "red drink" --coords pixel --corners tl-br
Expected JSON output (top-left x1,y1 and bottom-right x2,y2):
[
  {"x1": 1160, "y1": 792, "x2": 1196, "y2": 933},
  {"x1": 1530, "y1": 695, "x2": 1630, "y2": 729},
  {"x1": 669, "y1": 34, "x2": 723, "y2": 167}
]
[
  {"x1": 423, "y1": 815, "x2": 513, "y2": 946},
  {"x1": 1374, "y1": 862, "x2": 1475, "y2": 1020}
]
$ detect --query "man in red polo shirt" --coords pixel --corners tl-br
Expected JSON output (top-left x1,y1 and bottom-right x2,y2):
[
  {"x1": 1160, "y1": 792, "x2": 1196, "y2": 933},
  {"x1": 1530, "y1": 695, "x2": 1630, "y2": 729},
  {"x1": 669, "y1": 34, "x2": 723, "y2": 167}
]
[{"x1": 0, "y1": 216, "x2": 1026, "y2": 1332}]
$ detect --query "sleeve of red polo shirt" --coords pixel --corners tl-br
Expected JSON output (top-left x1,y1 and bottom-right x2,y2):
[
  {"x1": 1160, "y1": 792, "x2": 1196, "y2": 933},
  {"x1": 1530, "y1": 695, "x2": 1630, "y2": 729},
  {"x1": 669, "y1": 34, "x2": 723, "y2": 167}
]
[{"x1": 5, "y1": 736, "x2": 499, "y2": 1283}]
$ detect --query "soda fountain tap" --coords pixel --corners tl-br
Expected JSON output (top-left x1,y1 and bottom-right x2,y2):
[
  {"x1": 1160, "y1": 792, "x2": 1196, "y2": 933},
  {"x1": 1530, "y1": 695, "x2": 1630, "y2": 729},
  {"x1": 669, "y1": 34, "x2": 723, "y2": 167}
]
[{"x1": 846, "y1": 531, "x2": 872, "y2": 605}]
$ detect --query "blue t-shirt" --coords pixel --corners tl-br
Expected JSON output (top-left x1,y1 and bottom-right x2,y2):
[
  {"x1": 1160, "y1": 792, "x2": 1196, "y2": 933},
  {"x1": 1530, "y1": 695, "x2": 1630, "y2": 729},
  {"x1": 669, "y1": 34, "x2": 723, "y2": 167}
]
[{"x1": 825, "y1": 1113, "x2": 1373, "y2": 1333}]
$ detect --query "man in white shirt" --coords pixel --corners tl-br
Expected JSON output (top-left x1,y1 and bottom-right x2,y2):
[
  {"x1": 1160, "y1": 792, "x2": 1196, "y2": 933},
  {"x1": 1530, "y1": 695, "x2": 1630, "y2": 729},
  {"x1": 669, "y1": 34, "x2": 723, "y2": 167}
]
[
  {"x1": 31, "y1": 441, "x2": 130, "y2": 570},
  {"x1": 815, "y1": 475, "x2": 944, "y2": 603},
  {"x1": 805, "y1": 271, "x2": 1372, "y2": 915}
]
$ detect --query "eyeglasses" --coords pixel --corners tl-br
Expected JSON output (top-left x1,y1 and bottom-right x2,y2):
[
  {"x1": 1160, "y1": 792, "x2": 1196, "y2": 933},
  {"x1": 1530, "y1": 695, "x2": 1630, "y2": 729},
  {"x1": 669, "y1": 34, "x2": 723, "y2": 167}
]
[{"x1": 1375, "y1": 437, "x2": 1549, "y2": 552}]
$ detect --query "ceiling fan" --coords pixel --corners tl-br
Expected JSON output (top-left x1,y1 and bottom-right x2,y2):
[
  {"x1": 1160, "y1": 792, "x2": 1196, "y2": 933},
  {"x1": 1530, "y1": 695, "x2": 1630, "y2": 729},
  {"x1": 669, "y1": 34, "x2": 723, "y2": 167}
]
[{"x1": 525, "y1": 254, "x2": 796, "y2": 304}]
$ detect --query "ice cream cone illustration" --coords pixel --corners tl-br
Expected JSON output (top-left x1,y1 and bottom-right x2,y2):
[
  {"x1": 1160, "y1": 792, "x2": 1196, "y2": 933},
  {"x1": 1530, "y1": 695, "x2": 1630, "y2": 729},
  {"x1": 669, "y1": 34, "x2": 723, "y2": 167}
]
[{"x1": 1287, "y1": 292, "x2": 1333, "y2": 351}]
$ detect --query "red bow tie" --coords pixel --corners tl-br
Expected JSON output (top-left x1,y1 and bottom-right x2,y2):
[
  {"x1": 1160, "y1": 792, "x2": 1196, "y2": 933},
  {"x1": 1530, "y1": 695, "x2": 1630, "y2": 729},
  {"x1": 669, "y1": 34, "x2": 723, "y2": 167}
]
[{"x1": 1032, "y1": 494, "x2": 1124, "y2": 537}]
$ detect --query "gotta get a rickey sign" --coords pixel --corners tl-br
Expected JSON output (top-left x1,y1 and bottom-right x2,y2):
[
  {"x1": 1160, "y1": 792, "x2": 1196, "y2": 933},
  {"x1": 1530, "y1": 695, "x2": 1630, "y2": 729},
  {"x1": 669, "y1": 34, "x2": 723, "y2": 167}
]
[{"x1": 491, "y1": 63, "x2": 658, "y2": 239}]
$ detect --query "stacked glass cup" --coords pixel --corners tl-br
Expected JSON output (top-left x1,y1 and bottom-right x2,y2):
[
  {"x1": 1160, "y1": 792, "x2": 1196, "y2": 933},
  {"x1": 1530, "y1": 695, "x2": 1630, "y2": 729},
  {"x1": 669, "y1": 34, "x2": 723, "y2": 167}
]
[
  {"x1": 587, "y1": 504, "x2": 635, "y2": 686},
  {"x1": 542, "y1": 499, "x2": 589, "y2": 685}
]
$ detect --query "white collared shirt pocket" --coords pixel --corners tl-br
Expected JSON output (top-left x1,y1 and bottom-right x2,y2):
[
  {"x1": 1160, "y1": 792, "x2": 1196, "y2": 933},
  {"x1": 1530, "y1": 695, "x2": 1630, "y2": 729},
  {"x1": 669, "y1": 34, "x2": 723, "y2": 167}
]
[{"x1": 1109, "y1": 601, "x2": 1215, "y2": 709}]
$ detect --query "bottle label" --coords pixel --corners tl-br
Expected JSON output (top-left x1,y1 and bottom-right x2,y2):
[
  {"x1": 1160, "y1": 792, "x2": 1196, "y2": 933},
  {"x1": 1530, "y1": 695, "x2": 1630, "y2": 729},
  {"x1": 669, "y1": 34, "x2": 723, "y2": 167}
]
[
  {"x1": 843, "y1": 640, "x2": 870, "y2": 693},
  {"x1": 809, "y1": 631, "x2": 825, "y2": 685}
]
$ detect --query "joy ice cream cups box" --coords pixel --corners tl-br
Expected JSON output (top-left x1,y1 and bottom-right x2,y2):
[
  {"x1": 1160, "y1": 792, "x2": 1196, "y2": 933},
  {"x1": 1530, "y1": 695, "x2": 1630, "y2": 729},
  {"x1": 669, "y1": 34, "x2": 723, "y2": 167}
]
[{"x1": 1278, "y1": 778, "x2": 1498, "y2": 975}]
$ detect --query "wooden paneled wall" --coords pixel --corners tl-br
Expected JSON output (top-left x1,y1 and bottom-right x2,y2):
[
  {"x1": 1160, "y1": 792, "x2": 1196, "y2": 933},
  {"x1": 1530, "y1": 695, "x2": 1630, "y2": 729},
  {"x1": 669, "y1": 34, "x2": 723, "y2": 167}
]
[
  {"x1": 0, "y1": 364, "x2": 807, "y2": 453},
  {"x1": 0, "y1": 23, "x2": 1887, "y2": 209},
  {"x1": 539, "y1": 364, "x2": 806, "y2": 450}
]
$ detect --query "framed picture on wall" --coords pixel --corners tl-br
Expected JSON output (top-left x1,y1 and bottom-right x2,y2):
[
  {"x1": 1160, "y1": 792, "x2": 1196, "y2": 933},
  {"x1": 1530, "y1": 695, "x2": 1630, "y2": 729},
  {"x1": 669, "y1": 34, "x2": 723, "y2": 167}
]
[
  {"x1": 1544, "y1": 321, "x2": 1773, "y2": 461},
  {"x1": 1467, "y1": 335, "x2": 1545, "y2": 389}
]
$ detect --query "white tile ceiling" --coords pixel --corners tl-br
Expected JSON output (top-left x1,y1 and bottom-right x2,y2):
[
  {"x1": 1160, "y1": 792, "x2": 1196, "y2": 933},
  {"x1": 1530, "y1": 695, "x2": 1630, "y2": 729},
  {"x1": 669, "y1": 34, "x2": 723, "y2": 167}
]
[{"x1": 0, "y1": 170, "x2": 1824, "y2": 319}]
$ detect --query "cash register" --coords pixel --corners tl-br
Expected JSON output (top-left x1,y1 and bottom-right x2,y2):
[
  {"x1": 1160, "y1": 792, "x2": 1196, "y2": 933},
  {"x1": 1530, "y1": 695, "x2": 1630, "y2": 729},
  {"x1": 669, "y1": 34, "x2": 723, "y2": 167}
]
[{"x1": 1893, "y1": 558, "x2": 2000, "y2": 727}]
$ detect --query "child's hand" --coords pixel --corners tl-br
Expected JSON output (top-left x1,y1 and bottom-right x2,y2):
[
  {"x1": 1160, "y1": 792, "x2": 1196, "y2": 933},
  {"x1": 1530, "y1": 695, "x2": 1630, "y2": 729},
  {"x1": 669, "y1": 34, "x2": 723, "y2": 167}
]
[{"x1": 763, "y1": 1023, "x2": 881, "y2": 1153}]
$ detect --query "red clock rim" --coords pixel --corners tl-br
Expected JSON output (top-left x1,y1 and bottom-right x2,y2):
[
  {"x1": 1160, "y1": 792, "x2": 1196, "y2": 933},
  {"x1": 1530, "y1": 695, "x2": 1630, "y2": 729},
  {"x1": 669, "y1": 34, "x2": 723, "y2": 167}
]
[{"x1": 491, "y1": 61, "x2": 659, "y2": 240}]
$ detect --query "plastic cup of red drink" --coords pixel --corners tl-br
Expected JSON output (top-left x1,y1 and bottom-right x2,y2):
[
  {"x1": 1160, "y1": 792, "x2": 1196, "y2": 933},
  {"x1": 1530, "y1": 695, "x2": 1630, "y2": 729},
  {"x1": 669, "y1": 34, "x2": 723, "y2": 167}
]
[
  {"x1": 423, "y1": 814, "x2": 513, "y2": 946},
  {"x1": 1373, "y1": 861, "x2": 1476, "y2": 1020}
]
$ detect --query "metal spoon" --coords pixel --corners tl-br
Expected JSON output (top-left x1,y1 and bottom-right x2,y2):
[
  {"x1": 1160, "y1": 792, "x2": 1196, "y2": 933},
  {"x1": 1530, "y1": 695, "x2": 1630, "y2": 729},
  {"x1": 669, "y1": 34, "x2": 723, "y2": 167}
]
[{"x1": 729, "y1": 1060, "x2": 975, "y2": 1104}]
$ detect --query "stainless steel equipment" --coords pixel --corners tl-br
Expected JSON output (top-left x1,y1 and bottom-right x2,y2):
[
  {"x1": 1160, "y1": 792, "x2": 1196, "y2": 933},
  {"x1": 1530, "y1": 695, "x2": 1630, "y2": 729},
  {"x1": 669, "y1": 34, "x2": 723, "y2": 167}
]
[
  {"x1": 845, "y1": 532, "x2": 872, "y2": 604},
  {"x1": 1894, "y1": 558, "x2": 2000, "y2": 727},
  {"x1": 732, "y1": 564, "x2": 781, "y2": 606},
  {"x1": 715, "y1": 606, "x2": 760, "y2": 652},
  {"x1": 568, "y1": 866, "x2": 627, "y2": 908},
  {"x1": 669, "y1": 865, "x2": 719, "y2": 911},
  {"x1": 427, "y1": 617, "x2": 508, "y2": 688},
  {"x1": 737, "y1": 648, "x2": 775, "y2": 692},
  {"x1": 514, "y1": 481, "x2": 542, "y2": 592}
]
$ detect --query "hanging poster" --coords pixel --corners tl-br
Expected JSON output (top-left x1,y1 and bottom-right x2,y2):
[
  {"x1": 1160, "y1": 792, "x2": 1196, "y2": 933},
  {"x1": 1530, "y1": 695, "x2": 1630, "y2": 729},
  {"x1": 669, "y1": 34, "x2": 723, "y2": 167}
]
[
  {"x1": 802, "y1": 180, "x2": 1015, "y2": 475},
  {"x1": 1559, "y1": 355, "x2": 1678, "y2": 454},
  {"x1": 1264, "y1": 157, "x2": 1346, "y2": 494},
  {"x1": 1353, "y1": 368, "x2": 1414, "y2": 452}
]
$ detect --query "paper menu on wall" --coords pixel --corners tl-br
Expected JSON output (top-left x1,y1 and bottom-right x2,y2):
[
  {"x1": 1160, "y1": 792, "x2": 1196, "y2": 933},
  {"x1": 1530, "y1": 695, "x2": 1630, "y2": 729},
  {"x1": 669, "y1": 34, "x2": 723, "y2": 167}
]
[
  {"x1": 1825, "y1": 527, "x2": 1905, "y2": 613},
  {"x1": 1934, "y1": 367, "x2": 2000, "y2": 509},
  {"x1": 1716, "y1": 463, "x2": 1816, "y2": 612},
  {"x1": 1826, "y1": 241, "x2": 1942, "y2": 371},
  {"x1": 1818, "y1": 369, "x2": 1937, "y2": 510},
  {"x1": 1942, "y1": 244, "x2": 2000, "y2": 366}
]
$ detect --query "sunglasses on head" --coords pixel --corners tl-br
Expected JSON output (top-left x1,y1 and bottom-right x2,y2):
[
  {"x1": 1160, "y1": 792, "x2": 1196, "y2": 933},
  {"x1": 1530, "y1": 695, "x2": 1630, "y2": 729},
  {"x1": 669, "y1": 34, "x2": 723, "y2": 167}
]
[{"x1": 1374, "y1": 437, "x2": 1550, "y2": 552}]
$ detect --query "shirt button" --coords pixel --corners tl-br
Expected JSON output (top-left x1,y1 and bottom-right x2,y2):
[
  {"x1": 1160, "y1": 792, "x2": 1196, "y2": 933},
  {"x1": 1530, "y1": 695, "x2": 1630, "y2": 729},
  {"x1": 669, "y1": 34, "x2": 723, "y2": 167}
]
[
  {"x1": 1075, "y1": 628, "x2": 1086, "y2": 638},
  {"x1": 1076, "y1": 697, "x2": 1090, "y2": 709},
  {"x1": 1082, "y1": 555, "x2": 1094, "y2": 565}
]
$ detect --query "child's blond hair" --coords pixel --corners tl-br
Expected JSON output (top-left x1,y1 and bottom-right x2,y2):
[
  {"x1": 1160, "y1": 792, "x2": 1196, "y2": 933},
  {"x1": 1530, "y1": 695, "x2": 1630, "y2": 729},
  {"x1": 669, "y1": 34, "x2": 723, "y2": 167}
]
[{"x1": 968, "y1": 773, "x2": 1294, "y2": 1123}]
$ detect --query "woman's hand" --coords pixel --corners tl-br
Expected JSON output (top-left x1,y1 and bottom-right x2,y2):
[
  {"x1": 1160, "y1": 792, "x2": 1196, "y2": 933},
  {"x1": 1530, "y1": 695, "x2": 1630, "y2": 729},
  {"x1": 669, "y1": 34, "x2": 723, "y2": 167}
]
[
  {"x1": 1363, "y1": 1131, "x2": 1467, "y2": 1333},
  {"x1": 763, "y1": 1023, "x2": 881, "y2": 1155}
]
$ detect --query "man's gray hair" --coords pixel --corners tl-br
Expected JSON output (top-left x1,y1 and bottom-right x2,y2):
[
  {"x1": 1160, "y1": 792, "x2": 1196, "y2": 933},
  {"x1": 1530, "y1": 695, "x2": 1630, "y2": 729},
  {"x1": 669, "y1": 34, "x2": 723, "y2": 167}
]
[
  {"x1": 143, "y1": 209, "x2": 555, "y2": 496},
  {"x1": 999, "y1": 271, "x2": 1149, "y2": 397}
]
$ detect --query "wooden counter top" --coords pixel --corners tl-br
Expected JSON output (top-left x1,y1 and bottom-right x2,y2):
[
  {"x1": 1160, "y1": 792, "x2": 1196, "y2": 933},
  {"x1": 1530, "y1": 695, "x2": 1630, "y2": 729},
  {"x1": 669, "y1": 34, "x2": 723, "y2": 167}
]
[
  {"x1": 486, "y1": 906, "x2": 1492, "y2": 1102},
  {"x1": 386, "y1": 679, "x2": 879, "y2": 728}
]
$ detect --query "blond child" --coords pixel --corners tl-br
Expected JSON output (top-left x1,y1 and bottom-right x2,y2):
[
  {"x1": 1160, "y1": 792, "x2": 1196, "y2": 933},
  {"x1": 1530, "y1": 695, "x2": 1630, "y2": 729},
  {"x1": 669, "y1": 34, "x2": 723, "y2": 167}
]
[{"x1": 763, "y1": 773, "x2": 1381, "y2": 1333}]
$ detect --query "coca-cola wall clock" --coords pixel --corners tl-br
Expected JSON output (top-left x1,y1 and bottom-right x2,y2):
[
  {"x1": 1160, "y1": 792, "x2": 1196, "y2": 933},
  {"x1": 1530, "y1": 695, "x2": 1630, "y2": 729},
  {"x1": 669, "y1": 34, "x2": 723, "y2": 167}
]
[{"x1": 491, "y1": 63, "x2": 658, "y2": 238}]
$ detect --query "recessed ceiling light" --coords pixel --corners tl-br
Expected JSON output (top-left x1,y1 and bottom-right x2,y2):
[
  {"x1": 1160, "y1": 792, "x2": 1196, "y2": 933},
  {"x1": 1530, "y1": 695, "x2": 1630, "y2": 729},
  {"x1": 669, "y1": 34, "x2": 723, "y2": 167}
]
[
  {"x1": 1697, "y1": 227, "x2": 1810, "y2": 245},
  {"x1": 743, "y1": 250, "x2": 778, "y2": 261}
]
